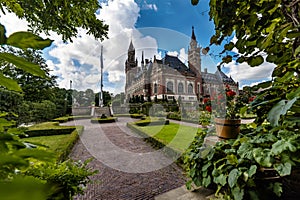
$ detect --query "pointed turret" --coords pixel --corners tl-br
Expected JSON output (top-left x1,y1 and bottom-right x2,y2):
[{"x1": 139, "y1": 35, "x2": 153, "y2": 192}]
[
  {"x1": 141, "y1": 51, "x2": 145, "y2": 70},
  {"x1": 128, "y1": 39, "x2": 134, "y2": 51},
  {"x1": 191, "y1": 26, "x2": 196, "y2": 40}
]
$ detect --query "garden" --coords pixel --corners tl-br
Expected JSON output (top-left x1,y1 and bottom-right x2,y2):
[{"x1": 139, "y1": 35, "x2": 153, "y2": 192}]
[{"x1": 181, "y1": 1, "x2": 300, "y2": 200}]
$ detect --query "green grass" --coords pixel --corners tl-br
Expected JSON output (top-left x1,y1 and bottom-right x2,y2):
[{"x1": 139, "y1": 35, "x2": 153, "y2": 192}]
[
  {"x1": 22, "y1": 126, "x2": 83, "y2": 161},
  {"x1": 128, "y1": 122, "x2": 200, "y2": 153}
]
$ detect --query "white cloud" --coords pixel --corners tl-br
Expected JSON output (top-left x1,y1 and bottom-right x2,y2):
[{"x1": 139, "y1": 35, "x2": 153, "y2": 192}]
[
  {"x1": 223, "y1": 59, "x2": 275, "y2": 87},
  {"x1": 143, "y1": 3, "x2": 158, "y2": 11},
  {"x1": 0, "y1": 10, "x2": 29, "y2": 36},
  {"x1": 223, "y1": 36, "x2": 277, "y2": 88},
  {"x1": 167, "y1": 48, "x2": 188, "y2": 64},
  {"x1": 0, "y1": 0, "x2": 160, "y2": 94}
]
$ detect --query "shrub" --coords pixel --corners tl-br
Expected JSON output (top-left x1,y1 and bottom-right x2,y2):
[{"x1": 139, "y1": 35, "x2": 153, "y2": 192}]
[
  {"x1": 90, "y1": 117, "x2": 117, "y2": 123},
  {"x1": 26, "y1": 159, "x2": 97, "y2": 200}
]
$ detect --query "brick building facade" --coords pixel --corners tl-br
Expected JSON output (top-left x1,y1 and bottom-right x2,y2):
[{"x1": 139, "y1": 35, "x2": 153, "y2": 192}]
[{"x1": 125, "y1": 27, "x2": 238, "y2": 103}]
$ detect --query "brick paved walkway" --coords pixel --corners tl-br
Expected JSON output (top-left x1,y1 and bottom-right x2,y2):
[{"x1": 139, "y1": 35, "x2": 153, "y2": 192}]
[{"x1": 65, "y1": 118, "x2": 186, "y2": 200}]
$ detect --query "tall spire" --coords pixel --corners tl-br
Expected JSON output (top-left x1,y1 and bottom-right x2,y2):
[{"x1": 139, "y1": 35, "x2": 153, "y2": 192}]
[
  {"x1": 141, "y1": 51, "x2": 144, "y2": 63},
  {"x1": 191, "y1": 26, "x2": 196, "y2": 40},
  {"x1": 128, "y1": 39, "x2": 134, "y2": 51}
]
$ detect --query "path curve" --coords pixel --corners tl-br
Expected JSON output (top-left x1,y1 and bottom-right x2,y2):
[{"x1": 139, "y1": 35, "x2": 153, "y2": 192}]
[{"x1": 65, "y1": 118, "x2": 186, "y2": 200}]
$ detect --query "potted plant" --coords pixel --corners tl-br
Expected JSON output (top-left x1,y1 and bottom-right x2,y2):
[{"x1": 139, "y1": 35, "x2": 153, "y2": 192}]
[{"x1": 204, "y1": 85, "x2": 242, "y2": 139}]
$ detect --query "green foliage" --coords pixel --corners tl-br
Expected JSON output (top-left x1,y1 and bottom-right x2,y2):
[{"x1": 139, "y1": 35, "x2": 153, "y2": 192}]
[
  {"x1": 184, "y1": 120, "x2": 300, "y2": 199},
  {"x1": 26, "y1": 159, "x2": 97, "y2": 200},
  {"x1": 134, "y1": 117, "x2": 169, "y2": 126},
  {"x1": 23, "y1": 126, "x2": 83, "y2": 162},
  {"x1": 91, "y1": 117, "x2": 117, "y2": 123},
  {"x1": 0, "y1": 0, "x2": 108, "y2": 42},
  {"x1": 0, "y1": 1, "x2": 108, "y2": 198}
]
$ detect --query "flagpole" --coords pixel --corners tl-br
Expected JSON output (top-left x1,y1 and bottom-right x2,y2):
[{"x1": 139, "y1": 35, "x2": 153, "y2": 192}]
[{"x1": 99, "y1": 45, "x2": 104, "y2": 107}]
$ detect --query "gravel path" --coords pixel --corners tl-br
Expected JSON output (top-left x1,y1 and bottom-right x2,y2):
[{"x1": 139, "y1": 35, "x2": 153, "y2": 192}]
[{"x1": 65, "y1": 118, "x2": 186, "y2": 200}]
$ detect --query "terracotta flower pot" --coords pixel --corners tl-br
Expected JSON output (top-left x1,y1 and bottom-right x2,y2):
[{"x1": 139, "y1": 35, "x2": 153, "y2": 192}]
[{"x1": 214, "y1": 118, "x2": 241, "y2": 139}]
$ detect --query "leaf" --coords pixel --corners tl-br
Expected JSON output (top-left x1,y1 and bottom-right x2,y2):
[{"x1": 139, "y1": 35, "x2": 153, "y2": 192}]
[
  {"x1": 0, "y1": 73, "x2": 22, "y2": 92},
  {"x1": 248, "y1": 165, "x2": 257, "y2": 178},
  {"x1": 202, "y1": 175, "x2": 211, "y2": 187},
  {"x1": 0, "y1": 52, "x2": 46, "y2": 78},
  {"x1": 232, "y1": 186, "x2": 244, "y2": 200},
  {"x1": 286, "y1": 87, "x2": 300, "y2": 100},
  {"x1": 228, "y1": 168, "x2": 242, "y2": 188},
  {"x1": 214, "y1": 174, "x2": 227, "y2": 186},
  {"x1": 191, "y1": 0, "x2": 199, "y2": 6},
  {"x1": 274, "y1": 162, "x2": 291, "y2": 176},
  {"x1": 252, "y1": 148, "x2": 274, "y2": 167},
  {"x1": 271, "y1": 140, "x2": 297, "y2": 155},
  {"x1": 224, "y1": 42, "x2": 234, "y2": 51},
  {"x1": 294, "y1": 46, "x2": 300, "y2": 57},
  {"x1": 14, "y1": 148, "x2": 54, "y2": 162},
  {"x1": 7, "y1": 31, "x2": 53, "y2": 50},
  {"x1": 236, "y1": 56, "x2": 245, "y2": 63},
  {"x1": 0, "y1": 24, "x2": 7, "y2": 44},
  {"x1": 248, "y1": 55, "x2": 264, "y2": 67},
  {"x1": 268, "y1": 97, "x2": 298, "y2": 126},
  {"x1": 272, "y1": 182, "x2": 283, "y2": 197}
]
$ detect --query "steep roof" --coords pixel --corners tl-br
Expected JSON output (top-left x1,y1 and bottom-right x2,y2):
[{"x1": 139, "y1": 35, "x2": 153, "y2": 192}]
[
  {"x1": 161, "y1": 54, "x2": 196, "y2": 76},
  {"x1": 215, "y1": 69, "x2": 236, "y2": 84}
]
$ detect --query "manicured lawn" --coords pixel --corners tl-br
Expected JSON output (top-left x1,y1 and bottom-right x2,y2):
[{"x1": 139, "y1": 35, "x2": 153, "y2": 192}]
[
  {"x1": 129, "y1": 122, "x2": 201, "y2": 153},
  {"x1": 22, "y1": 126, "x2": 83, "y2": 161}
]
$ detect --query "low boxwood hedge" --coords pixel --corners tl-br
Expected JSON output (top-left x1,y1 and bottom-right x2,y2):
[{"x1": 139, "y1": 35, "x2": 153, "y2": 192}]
[
  {"x1": 134, "y1": 118, "x2": 169, "y2": 126},
  {"x1": 114, "y1": 114, "x2": 144, "y2": 118},
  {"x1": 24, "y1": 128, "x2": 76, "y2": 137},
  {"x1": 52, "y1": 115, "x2": 91, "y2": 123},
  {"x1": 127, "y1": 123, "x2": 180, "y2": 159},
  {"x1": 90, "y1": 117, "x2": 117, "y2": 123},
  {"x1": 23, "y1": 122, "x2": 76, "y2": 137}
]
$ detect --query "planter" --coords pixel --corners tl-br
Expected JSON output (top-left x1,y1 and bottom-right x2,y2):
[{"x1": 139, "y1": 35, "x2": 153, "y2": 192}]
[{"x1": 214, "y1": 118, "x2": 241, "y2": 139}]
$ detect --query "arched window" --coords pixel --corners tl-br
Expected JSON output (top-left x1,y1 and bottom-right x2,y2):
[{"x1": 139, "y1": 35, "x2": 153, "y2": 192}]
[
  {"x1": 166, "y1": 81, "x2": 173, "y2": 93},
  {"x1": 188, "y1": 83, "x2": 193, "y2": 94},
  {"x1": 154, "y1": 83, "x2": 158, "y2": 94},
  {"x1": 178, "y1": 82, "x2": 184, "y2": 94}
]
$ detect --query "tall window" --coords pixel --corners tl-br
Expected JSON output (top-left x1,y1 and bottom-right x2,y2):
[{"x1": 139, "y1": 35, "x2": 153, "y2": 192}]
[
  {"x1": 188, "y1": 83, "x2": 193, "y2": 94},
  {"x1": 167, "y1": 81, "x2": 173, "y2": 93},
  {"x1": 154, "y1": 83, "x2": 158, "y2": 94},
  {"x1": 178, "y1": 82, "x2": 184, "y2": 94}
]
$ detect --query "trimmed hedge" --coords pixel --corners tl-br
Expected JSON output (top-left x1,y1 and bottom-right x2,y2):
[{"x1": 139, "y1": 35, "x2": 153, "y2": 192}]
[
  {"x1": 24, "y1": 128, "x2": 76, "y2": 137},
  {"x1": 127, "y1": 123, "x2": 180, "y2": 159},
  {"x1": 134, "y1": 119, "x2": 170, "y2": 126},
  {"x1": 90, "y1": 117, "x2": 117, "y2": 123},
  {"x1": 167, "y1": 113, "x2": 199, "y2": 124},
  {"x1": 52, "y1": 115, "x2": 91, "y2": 123},
  {"x1": 58, "y1": 126, "x2": 83, "y2": 161},
  {"x1": 114, "y1": 114, "x2": 144, "y2": 118}
]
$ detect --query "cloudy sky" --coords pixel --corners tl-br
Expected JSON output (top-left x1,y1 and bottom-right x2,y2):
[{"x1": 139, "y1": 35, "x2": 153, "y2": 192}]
[{"x1": 0, "y1": 0, "x2": 275, "y2": 94}]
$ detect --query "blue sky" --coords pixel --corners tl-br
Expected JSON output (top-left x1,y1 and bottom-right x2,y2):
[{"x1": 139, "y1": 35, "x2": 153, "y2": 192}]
[{"x1": 0, "y1": 0, "x2": 275, "y2": 94}]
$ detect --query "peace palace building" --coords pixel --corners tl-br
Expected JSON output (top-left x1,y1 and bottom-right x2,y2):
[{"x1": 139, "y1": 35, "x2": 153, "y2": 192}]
[{"x1": 125, "y1": 27, "x2": 238, "y2": 103}]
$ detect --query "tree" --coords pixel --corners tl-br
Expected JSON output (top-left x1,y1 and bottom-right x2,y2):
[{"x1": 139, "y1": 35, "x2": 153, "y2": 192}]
[
  {"x1": 192, "y1": 0, "x2": 300, "y2": 125},
  {"x1": 0, "y1": 48, "x2": 57, "y2": 102},
  {"x1": 1, "y1": 0, "x2": 108, "y2": 42},
  {"x1": 0, "y1": 1, "x2": 108, "y2": 199}
]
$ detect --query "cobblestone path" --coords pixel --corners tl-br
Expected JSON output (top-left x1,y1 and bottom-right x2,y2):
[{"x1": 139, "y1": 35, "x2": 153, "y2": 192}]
[{"x1": 65, "y1": 118, "x2": 186, "y2": 200}]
